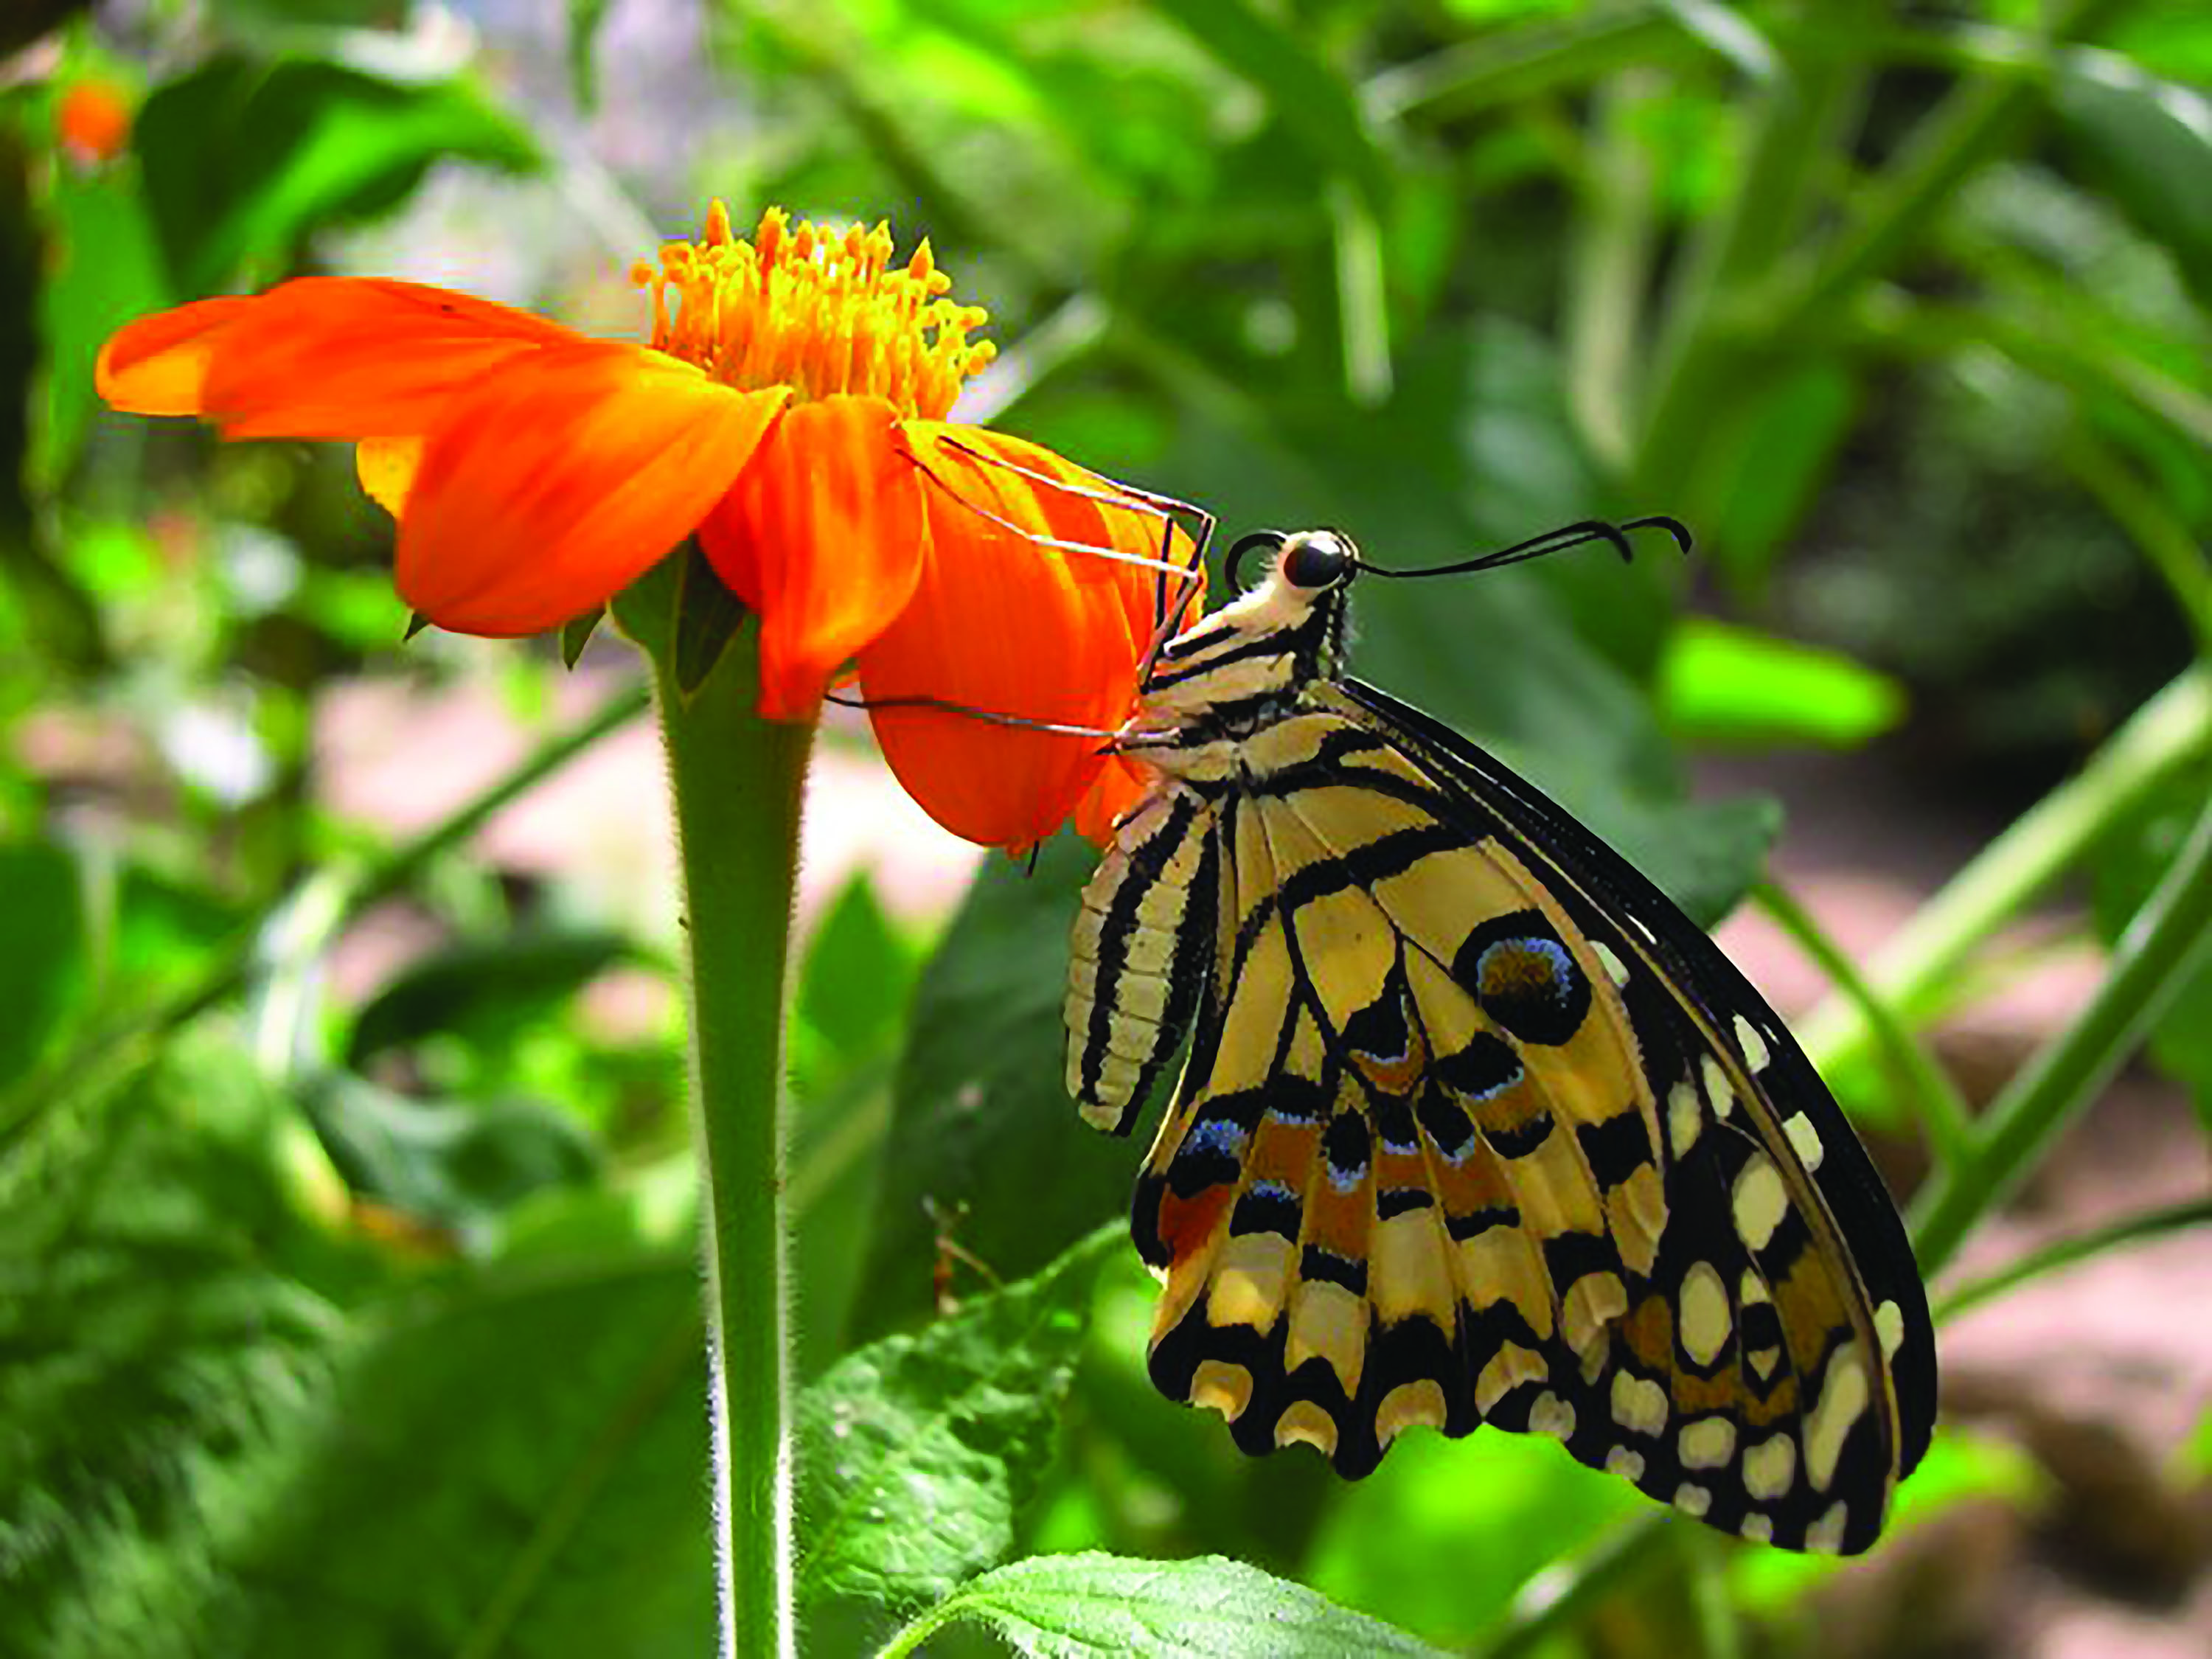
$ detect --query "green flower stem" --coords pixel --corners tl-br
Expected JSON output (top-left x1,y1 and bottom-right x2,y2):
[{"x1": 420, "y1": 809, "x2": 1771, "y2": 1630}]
[
  {"x1": 653, "y1": 628, "x2": 813, "y2": 1659},
  {"x1": 1794, "y1": 665, "x2": 2212, "y2": 1079},
  {"x1": 1911, "y1": 790, "x2": 2212, "y2": 1273}
]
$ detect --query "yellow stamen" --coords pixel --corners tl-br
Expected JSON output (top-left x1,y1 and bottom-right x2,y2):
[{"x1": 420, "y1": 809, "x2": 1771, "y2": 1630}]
[{"x1": 635, "y1": 202, "x2": 996, "y2": 419}]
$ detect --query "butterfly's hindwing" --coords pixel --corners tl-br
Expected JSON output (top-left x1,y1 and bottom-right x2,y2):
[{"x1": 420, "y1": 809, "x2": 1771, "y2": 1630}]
[{"x1": 1067, "y1": 531, "x2": 1935, "y2": 1555}]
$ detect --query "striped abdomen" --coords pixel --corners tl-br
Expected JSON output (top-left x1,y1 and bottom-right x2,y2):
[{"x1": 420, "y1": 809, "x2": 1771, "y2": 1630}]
[{"x1": 1065, "y1": 786, "x2": 1218, "y2": 1134}]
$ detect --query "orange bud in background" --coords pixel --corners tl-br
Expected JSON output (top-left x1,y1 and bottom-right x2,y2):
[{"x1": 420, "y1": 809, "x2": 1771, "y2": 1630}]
[{"x1": 57, "y1": 77, "x2": 131, "y2": 166}]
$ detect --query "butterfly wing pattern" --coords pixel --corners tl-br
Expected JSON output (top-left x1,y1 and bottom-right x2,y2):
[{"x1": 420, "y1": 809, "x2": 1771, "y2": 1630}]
[{"x1": 1064, "y1": 529, "x2": 1935, "y2": 1555}]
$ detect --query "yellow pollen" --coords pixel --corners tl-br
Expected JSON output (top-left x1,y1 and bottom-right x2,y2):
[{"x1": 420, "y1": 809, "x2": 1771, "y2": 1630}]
[{"x1": 633, "y1": 201, "x2": 995, "y2": 418}]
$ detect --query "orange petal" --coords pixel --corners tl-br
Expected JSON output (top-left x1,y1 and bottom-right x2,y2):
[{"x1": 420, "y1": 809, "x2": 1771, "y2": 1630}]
[
  {"x1": 858, "y1": 427, "x2": 1173, "y2": 849},
  {"x1": 97, "y1": 295, "x2": 257, "y2": 414},
  {"x1": 356, "y1": 437, "x2": 423, "y2": 518},
  {"x1": 98, "y1": 278, "x2": 585, "y2": 437},
  {"x1": 395, "y1": 347, "x2": 787, "y2": 636},
  {"x1": 697, "y1": 395, "x2": 925, "y2": 718},
  {"x1": 1071, "y1": 754, "x2": 1155, "y2": 845}
]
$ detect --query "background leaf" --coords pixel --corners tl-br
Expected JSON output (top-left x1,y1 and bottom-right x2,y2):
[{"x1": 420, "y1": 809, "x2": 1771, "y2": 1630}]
[
  {"x1": 899, "y1": 1551, "x2": 1448, "y2": 1658},
  {"x1": 134, "y1": 54, "x2": 538, "y2": 293}
]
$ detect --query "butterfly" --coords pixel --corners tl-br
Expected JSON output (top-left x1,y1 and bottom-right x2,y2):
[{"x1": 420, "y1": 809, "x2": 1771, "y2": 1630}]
[{"x1": 1063, "y1": 522, "x2": 1935, "y2": 1555}]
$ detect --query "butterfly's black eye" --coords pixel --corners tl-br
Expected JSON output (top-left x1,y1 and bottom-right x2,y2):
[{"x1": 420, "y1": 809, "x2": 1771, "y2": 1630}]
[{"x1": 1282, "y1": 530, "x2": 1356, "y2": 591}]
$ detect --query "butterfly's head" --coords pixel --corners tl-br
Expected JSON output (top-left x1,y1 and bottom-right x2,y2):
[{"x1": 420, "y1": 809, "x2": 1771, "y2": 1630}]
[{"x1": 1132, "y1": 528, "x2": 1357, "y2": 734}]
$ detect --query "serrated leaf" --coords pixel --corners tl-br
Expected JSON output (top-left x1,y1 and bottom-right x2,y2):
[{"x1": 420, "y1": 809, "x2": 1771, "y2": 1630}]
[
  {"x1": 798, "y1": 1226, "x2": 1116, "y2": 1612},
  {"x1": 135, "y1": 53, "x2": 538, "y2": 293},
  {"x1": 1659, "y1": 617, "x2": 1906, "y2": 749},
  {"x1": 894, "y1": 1551, "x2": 1449, "y2": 1658}
]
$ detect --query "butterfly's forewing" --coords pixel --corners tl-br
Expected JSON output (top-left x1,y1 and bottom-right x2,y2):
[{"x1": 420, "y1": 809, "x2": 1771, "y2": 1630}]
[{"x1": 1109, "y1": 684, "x2": 1931, "y2": 1555}]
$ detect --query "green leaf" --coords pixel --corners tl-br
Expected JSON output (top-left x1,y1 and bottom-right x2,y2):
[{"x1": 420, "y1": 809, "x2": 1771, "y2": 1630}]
[
  {"x1": 790, "y1": 874, "x2": 916, "y2": 1377},
  {"x1": 845, "y1": 835, "x2": 1134, "y2": 1341},
  {"x1": 560, "y1": 604, "x2": 605, "y2": 669},
  {"x1": 567, "y1": 0, "x2": 614, "y2": 108},
  {"x1": 797, "y1": 874, "x2": 919, "y2": 1076},
  {"x1": 304, "y1": 1071, "x2": 599, "y2": 1242},
  {"x1": 2056, "y1": 66, "x2": 2212, "y2": 306},
  {"x1": 798, "y1": 1225, "x2": 1116, "y2": 1612},
  {"x1": 1700, "y1": 362, "x2": 1860, "y2": 585},
  {"x1": 343, "y1": 928, "x2": 639, "y2": 1068},
  {"x1": 213, "y1": 1216, "x2": 714, "y2": 1657},
  {"x1": 672, "y1": 540, "x2": 748, "y2": 700},
  {"x1": 0, "y1": 1034, "x2": 350, "y2": 1659},
  {"x1": 887, "y1": 1551, "x2": 1449, "y2": 1658},
  {"x1": 134, "y1": 53, "x2": 538, "y2": 293},
  {"x1": 2089, "y1": 769, "x2": 2212, "y2": 1120},
  {"x1": 1731, "y1": 1427, "x2": 2038, "y2": 1612},
  {"x1": 0, "y1": 839, "x2": 88, "y2": 1091},
  {"x1": 36, "y1": 164, "x2": 171, "y2": 485},
  {"x1": 1301, "y1": 1430, "x2": 1641, "y2": 1647},
  {"x1": 1659, "y1": 618, "x2": 1906, "y2": 748},
  {"x1": 1159, "y1": 0, "x2": 1393, "y2": 212}
]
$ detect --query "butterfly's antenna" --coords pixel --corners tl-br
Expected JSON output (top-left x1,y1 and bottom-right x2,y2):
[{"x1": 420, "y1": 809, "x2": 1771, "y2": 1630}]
[
  {"x1": 1358, "y1": 514, "x2": 1692, "y2": 580},
  {"x1": 823, "y1": 688, "x2": 1120, "y2": 745},
  {"x1": 1227, "y1": 529, "x2": 1289, "y2": 589}
]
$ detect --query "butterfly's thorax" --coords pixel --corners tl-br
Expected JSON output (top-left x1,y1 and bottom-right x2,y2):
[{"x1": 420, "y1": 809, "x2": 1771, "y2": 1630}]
[{"x1": 1115, "y1": 563, "x2": 1350, "y2": 787}]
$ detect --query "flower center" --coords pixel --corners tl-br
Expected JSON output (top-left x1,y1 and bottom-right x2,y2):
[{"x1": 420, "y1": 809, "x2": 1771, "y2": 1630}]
[{"x1": 633, "y1": 202, "x2": 996, "y2": 420}]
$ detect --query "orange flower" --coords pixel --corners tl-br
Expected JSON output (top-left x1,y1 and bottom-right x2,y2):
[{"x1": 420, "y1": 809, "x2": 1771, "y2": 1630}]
[
  {"x1": 58, "y1": 77, "x2": 131, "y2": 165},
  {"x1": 96, "y1": 203, "x2": 1197, "y2": 849}
]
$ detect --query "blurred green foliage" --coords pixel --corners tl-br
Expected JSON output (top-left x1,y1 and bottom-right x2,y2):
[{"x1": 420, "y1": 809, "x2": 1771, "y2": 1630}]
[{"x1": 5, "y1": 0, "x2": 2212, "y2": 1655}]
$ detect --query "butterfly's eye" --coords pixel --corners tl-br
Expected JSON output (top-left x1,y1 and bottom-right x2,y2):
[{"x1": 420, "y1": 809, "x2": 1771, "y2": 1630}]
[{"x1": 1282, "y1": 530, "x2": 1356, "y2": 591}]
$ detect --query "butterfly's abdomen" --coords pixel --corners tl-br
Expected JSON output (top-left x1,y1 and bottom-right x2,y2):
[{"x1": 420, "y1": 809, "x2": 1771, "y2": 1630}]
[{"x1": 1065, "y1": 786, "x2": 1219, "y2": 1135}]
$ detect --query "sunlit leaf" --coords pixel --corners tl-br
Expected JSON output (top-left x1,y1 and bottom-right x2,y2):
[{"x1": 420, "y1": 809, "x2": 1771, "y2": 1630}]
[
  {"x1": 1301, "y1": 1430, "x2": 1641, "y2": 1647},
  {"x1": 1660, "y1": 617, "x2": 1906, "y2": 748},
  {"x1": 895, "y1": 1551, "x2": 1448, "y2": 1658},
  {"x1": 797, "y1": 1225, "x2": 1115, "y2": 1612}
]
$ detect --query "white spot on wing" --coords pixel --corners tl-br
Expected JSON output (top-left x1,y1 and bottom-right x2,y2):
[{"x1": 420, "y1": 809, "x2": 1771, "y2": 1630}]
[
  {"x1": 1702, "y1": 1054, "x2": 1736, "y2": 1119},
  {"x1": 1875, "y1": 1299, "x2": 1906, "y2": 1359},
  {"x1": 1674, "y1": 1483, "x2": 1712, "y2": 1519},
  {"x1": 1678, "y1": 1416, "x2": 1736, "y2": 1470},
  {"x1": 1731, "y1": 1153, "x2": 1789, "y2": 1252},
  {"x1": 1733, "y1": 1015, "x2": 1772, "y2": 1073},
  {"x1": 1605, "y1": 1445, "x2": 1646, "y2": 1483},
  {"x1": 1805, "y1": 1343, "x2": 1871, "y2": 1492},
  {"x1": 1610, "y1": 1371, "x2": 1669, "y2": 1437},
  {"x1": 1668, "y1": 1080, "x2": 1702, "y2": 1158},
  {"x1": 1806, "y1": 1501, "x2": 1850, "y2": 1554},
  {"x1": 1782, "y1": 1112, "x2": 1826, "y2": 1173},
  {"x1": 1743, "y1": 1434, "x2": 1797, "y2": 1500},
  {"x1": 1678, "y1": 1262, "x2": 1732, "y2": 1366}
]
